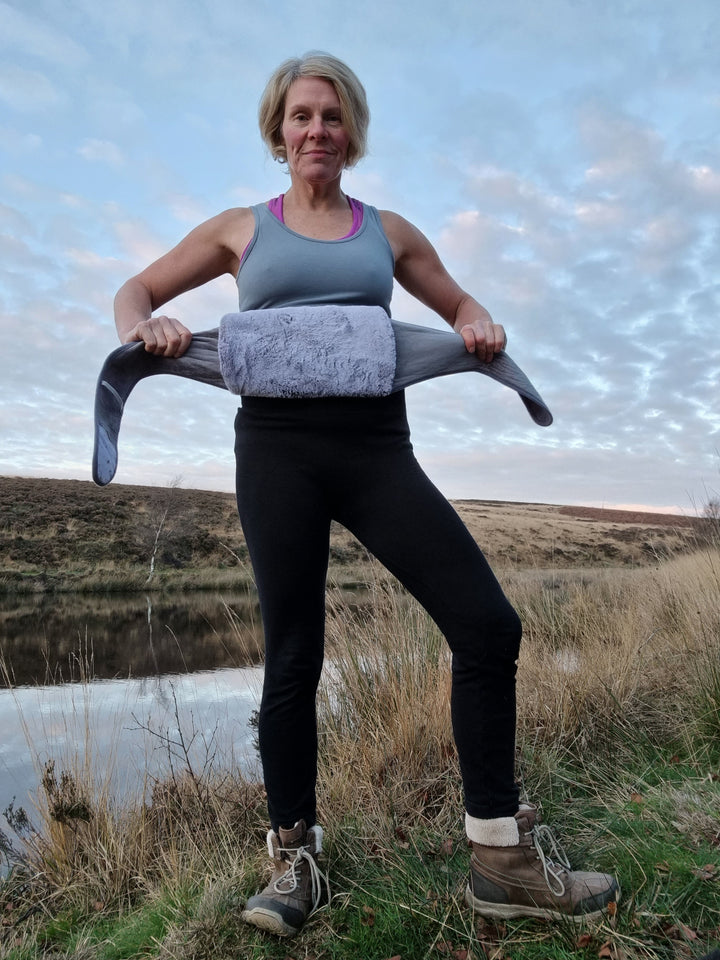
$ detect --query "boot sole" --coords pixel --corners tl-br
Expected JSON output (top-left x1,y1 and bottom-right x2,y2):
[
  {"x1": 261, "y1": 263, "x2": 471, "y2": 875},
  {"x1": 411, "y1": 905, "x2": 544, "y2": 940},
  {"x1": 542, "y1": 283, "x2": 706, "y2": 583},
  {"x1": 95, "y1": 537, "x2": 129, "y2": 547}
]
[
  {"x1": 465, "y1": 883, "x2": 620, "y2": 923},
  {"x1": 241, "y1": 906, "x2": 300, "y2": 937}
]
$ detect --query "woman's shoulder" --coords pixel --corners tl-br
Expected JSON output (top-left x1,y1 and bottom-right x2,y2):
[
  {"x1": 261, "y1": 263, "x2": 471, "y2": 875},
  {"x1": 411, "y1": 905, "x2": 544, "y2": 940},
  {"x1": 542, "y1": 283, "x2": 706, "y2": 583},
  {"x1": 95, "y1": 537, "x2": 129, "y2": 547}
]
[
  {"x1": 376, "y1": 209, "x2": 426, "y2": 259},
  {"x1": 206, "y1": 205, "x2": 258, "y2": 239},
  {"x1": 213, "y1": 205, "x2": 258, "y2": 226},
  {"x1": 377, "y1": 208, "x2": 416, "y2": 235},
  {"x1": 183, "y1": 206, "x2": 258, "y2": 269},
  {"x1": 188, "y1": 205, "x2": 256, "y2": 236}
]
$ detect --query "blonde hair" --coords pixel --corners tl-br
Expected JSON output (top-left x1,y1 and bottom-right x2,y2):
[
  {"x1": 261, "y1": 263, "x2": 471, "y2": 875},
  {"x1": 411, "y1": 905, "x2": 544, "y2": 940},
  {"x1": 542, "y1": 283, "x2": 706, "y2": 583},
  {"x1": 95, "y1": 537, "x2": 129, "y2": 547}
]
[{"x1": 258, "y1": 52, "x2": 369, "y2": 168}]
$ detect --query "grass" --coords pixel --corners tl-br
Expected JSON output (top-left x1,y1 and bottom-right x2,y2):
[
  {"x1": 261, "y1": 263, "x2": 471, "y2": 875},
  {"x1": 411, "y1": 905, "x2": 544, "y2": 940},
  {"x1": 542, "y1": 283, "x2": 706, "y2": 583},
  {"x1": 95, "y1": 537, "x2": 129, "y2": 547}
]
[{"x1": 2, "y1": 547, "x2": 720, "y2": 958}]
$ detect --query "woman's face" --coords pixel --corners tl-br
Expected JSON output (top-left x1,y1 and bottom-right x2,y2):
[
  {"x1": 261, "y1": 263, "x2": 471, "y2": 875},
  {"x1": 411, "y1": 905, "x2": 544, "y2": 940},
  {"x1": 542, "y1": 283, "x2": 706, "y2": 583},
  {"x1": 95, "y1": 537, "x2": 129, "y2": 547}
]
[{"x1": 280, "y1": 77, "x2": 350, "y2": 184}]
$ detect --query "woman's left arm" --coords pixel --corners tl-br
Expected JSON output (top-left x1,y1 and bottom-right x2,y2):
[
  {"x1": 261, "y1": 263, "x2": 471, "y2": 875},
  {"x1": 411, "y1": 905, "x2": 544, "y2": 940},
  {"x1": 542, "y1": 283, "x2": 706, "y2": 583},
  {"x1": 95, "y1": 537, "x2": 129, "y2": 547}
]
[{"x1": 379, "y1": 210, "x2": 506, "y2": 363}]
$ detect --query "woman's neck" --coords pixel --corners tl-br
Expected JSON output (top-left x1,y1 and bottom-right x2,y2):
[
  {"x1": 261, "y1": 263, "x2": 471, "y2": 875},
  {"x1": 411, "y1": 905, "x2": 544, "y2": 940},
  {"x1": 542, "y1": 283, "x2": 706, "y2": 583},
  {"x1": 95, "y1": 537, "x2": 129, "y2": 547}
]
[
  {"x1": 282, "y1": 181, "x2": 353, "y2": 239},
  {"x1": 284, "y1": 177, "x2": 347, "y2": 212}
]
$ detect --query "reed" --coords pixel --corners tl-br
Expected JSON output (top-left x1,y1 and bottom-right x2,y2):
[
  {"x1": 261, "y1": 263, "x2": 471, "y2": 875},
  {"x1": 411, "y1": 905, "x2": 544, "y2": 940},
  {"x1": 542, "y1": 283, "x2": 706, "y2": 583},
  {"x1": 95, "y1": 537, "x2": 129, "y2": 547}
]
[
  {"x1": 2, "y1": 547, "x2": 720, "y2": 958},
  {"x1": 509, "y1": 552, "x2": 720, "y2": 758},
  {"x1": 314, "y1": 551, "x2": 720, "y2": 834},
  {"x1": 319, "y1": 569, "x2": 461, "y2": 834}
]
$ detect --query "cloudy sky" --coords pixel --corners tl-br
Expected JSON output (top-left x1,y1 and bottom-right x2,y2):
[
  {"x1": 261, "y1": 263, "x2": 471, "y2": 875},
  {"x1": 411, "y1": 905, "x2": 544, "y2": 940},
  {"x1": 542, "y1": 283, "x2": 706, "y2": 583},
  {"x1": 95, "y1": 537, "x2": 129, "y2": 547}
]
[{"x1": 1, "y1": 0, "x2": 718, "y2": 513}]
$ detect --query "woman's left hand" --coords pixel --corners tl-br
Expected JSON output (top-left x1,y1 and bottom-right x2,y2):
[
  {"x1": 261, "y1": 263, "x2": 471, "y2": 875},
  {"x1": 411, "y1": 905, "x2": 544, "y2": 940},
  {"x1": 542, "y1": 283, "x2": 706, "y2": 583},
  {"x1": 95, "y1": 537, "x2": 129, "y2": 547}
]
[{"x1": 456, "y1": 317, "x2": 507, "y2": 363}]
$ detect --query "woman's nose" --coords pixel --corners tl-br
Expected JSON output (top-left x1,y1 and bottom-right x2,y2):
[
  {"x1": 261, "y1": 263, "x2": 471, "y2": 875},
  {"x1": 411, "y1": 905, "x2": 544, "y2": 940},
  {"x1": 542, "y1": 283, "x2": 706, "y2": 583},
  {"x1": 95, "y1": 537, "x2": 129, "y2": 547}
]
[{"x1": 308, "y1": 115, "x2": 326, "y2": 138}]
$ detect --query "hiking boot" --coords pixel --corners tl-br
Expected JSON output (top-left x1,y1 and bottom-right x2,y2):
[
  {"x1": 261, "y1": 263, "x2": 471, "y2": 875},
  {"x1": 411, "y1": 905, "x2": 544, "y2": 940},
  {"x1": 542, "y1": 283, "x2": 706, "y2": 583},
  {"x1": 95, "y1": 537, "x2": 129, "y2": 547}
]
[
  {"x1": 465, "y1": 805, "x2": 620, "y2": 922},
  {"x1": 241, "y1": 820, "x2": 329, "y2": 937}
]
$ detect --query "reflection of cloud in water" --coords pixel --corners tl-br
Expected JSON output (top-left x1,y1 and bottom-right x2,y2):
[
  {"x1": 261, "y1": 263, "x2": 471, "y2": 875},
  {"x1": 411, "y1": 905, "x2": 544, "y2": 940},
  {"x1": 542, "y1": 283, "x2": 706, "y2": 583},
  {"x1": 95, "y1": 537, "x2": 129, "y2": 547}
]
[{"x1": 0, "y1": 666, "x2": 264, "y2": 816}]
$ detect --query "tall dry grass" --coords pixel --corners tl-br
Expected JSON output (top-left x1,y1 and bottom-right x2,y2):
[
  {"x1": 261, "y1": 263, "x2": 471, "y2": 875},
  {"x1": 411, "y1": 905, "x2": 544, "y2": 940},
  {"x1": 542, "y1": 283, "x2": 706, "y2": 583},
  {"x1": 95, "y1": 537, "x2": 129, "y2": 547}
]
[
  {"x1": 316, "y1": 548, "x2": 720, "y2": 838},
  {"x1": 319, "y1": 575, "x2": 460, "y2": 834},
  {"x1": 510, "y1": 551, "x2": 720, "y2": 756},
  {"x1": 3, "y1": 546, "x2": 719, "y2": 945}
]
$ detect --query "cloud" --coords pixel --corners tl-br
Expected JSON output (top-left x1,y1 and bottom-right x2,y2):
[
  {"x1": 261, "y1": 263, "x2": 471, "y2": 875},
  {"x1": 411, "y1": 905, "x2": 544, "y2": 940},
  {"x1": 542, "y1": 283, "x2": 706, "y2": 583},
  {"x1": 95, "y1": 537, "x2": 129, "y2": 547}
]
[
  {"x1": 0, "y1": 63, "x2": 65, "y2": 112},
  {"x1": 78, "y1": 138, "x2": 125, "y2": 167},
  {"x1": 417, "y1": 94, "x2": 719, "y2": 503},
  {"x1": 0, "y1": 124, "x2": 42, "y2": 154},
  {"x1": 0, "y1": 0, "x2": 717, "y2": 511},
  {"x1": 0, "y1": 1, "x2": 89, "y2": 68}
]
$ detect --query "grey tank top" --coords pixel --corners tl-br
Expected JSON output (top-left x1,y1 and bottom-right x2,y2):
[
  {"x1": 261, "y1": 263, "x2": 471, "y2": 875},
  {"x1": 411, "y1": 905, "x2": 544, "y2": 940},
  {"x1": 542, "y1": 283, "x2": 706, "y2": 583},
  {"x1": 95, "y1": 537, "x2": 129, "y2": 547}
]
[{"x1": 236, "y1": 202, "x2": 395, "y2": 314}]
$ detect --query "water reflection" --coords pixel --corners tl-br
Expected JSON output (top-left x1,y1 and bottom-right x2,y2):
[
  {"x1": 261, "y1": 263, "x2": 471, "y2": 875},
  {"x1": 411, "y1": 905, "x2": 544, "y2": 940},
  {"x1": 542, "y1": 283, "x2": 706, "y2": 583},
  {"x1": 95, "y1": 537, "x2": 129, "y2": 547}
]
[
  {"x1": 0, "y1": 591, "x2": 266, "y2": 831},
  {"x1": 0, "y1": 667, "x2": 264, "y2": 844},
  {"x1": 0, "y1": 590, "x2": 264, "y2": 686},
  {"x1": 0, "y1": 586, "x2": 371, "y2": 838}
]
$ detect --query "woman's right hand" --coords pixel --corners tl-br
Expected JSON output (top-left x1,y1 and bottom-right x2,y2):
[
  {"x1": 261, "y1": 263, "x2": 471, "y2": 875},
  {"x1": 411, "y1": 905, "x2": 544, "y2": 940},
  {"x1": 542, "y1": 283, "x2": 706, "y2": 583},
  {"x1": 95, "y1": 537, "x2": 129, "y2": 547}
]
[{"x1": 123, "y1": 315, "x2": 193, "y2": 357}]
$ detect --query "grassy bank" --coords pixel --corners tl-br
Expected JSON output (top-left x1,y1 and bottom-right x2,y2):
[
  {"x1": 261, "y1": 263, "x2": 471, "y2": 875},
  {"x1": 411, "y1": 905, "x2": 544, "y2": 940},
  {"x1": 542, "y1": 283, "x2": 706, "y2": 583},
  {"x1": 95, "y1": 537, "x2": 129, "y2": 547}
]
[{"x1": 2, "y1": 550, "x2": 720, "y2": 958}]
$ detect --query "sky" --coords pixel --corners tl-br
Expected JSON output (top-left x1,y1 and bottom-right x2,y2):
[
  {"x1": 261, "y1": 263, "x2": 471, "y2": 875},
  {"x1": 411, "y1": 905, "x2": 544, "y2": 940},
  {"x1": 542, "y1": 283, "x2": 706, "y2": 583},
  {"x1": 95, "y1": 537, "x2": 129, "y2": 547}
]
[{"x1": 1, "y1": 0, "x2": 718, "y2": 513}]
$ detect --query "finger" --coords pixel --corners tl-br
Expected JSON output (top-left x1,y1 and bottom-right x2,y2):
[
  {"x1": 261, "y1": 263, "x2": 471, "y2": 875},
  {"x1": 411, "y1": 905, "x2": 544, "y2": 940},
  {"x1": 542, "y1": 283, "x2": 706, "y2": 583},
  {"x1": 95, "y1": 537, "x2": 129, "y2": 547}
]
[
  {"x1": 156, "y1": 316, "x2": 189, "y2": 357},
  {"x1": 162, "y1": 318, "x2": 193, "y2": 357},
  {"x1": 174, "y1": 328, "x2": 193, "y2": 357},
  {"x1": 490, "y1": 323, "x2": 507, "y2": 356},
  {"x1": 479, "y1": 323, "x2": 506, "y2": 362},
  {"x1": 133, "y1": 319, "x2": 161, "y2": 354},
  {"x1": 482, "y1": 325, "x2": 495, "y2": 363},
  {"x1": 476, "y1": 321, "x2": 495, "y2": 363},
  {"x1": 460, "y1": 326, "x2": 476, "y2": 354}
]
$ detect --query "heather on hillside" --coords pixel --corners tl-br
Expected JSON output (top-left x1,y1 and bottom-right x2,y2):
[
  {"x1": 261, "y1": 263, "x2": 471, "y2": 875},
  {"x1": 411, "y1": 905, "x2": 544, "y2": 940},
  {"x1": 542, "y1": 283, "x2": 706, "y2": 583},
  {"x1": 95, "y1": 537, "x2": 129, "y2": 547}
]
[{"x1": 0, "y1": 476, "x2": 704, "y2": 595}]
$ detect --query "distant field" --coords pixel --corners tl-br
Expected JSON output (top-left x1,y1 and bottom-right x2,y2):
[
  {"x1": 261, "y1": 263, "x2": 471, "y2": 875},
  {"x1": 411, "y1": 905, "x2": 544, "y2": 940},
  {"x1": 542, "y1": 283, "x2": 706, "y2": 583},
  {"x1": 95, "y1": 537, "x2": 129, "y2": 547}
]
[{"x1": 0, "y1": 475, "x2": 706, "y2": 593}]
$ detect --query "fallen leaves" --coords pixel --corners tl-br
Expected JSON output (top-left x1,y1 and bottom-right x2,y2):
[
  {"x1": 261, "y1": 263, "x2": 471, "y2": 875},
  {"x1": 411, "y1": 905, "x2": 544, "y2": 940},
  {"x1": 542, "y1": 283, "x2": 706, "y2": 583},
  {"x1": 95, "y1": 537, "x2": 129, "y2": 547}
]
[
  {"x1": 597, "y1": 941, "x2": 630, "y2": 959},
  {"x1": 361, "y1": 904, "x2": 375, "y2": 927},
  {"x1": 436, "y1": 942, "x2": 470, "y2": 958},
  {"x1": 574, "y1": 933, "x2": 629, "y2": 959},
  {"x1": 394, "y1": 826, "x2": 410, "y2": 850},
  {"x1": 471, "y1": 918, "x2": 511, "y2": 959},
  {"x1": 435, "y1": 943, "x2": 486, "y2": 960},
  {"x1": 422, "y1": 836, "x2": 456, "y2": 860},
  {"x1": 663, "y1": 921, "x2": 698, "y2": 942}
]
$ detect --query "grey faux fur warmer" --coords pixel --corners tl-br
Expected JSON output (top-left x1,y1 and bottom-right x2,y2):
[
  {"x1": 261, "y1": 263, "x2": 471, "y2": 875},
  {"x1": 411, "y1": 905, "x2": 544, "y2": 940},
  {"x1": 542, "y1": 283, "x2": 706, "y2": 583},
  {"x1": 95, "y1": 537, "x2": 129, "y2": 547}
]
[{"x1": 218, "y1": 305, "x2": 397, "y2": 398}]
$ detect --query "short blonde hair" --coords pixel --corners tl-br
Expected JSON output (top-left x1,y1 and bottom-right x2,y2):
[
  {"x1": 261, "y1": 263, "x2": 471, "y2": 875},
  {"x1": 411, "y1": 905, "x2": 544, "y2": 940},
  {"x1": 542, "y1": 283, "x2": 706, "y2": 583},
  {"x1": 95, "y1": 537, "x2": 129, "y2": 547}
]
[{"x1": 258, "y1": 52, "x2": 369, "y2": 168}]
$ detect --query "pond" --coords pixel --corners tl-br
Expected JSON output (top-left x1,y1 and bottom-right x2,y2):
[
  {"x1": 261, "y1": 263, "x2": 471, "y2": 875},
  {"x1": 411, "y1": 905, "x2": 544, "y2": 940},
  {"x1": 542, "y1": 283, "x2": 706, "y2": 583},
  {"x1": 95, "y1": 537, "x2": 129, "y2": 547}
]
[{"x1": 0, "y1": 590, "x2": 267, "y2": 835}]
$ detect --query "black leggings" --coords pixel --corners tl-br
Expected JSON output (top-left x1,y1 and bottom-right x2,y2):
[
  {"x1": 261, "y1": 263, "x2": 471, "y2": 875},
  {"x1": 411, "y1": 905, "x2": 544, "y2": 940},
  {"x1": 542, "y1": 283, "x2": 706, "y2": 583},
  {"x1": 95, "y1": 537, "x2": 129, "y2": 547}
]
[{"x1": 235, "y1": 391, "x2": 521, "y2": 830}]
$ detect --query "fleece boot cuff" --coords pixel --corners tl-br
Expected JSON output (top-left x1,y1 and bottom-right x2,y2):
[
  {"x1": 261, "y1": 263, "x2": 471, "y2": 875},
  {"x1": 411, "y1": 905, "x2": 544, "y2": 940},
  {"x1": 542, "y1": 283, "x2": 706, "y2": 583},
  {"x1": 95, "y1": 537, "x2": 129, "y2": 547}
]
[
  {"x1": 466, "y1": 813, "x2": 520, "y2": 846},
  {"x1": 465, "y1": 802, "x2": 536, "y2": 847}
]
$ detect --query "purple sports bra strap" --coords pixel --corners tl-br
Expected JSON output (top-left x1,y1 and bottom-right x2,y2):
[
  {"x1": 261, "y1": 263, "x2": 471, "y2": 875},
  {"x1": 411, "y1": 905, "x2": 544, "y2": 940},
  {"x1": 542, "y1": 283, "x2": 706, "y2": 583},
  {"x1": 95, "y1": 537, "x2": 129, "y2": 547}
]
[{"x1": 267, "y1": 195, "x2": 284, "y2": 221}]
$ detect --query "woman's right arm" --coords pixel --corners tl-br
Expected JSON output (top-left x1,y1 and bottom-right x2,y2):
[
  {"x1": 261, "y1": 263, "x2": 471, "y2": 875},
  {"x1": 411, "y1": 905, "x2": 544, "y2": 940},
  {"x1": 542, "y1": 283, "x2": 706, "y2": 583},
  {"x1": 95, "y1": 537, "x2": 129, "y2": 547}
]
[{"x1": 114, "y1": 207, "x2": 254, "y2": 357}]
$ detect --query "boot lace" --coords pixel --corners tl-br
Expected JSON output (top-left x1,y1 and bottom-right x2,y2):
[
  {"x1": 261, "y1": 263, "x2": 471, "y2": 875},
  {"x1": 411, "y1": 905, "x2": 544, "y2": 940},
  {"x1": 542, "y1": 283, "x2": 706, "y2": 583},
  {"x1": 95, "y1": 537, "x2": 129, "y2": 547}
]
[
  {"x1": 529, "y1": 823, "x2": 573, "y2": 898},
  {"x1": 274, "y1": 843, "x2": 330, "y2": 915}
]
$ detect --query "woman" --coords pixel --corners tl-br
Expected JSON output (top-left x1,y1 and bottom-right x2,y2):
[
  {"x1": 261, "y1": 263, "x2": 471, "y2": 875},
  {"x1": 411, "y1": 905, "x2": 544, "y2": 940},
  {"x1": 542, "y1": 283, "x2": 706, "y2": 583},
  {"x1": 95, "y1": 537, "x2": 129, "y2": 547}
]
[{"x1": 114, "y1": 53, "x2": 618, "y2": 938}]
